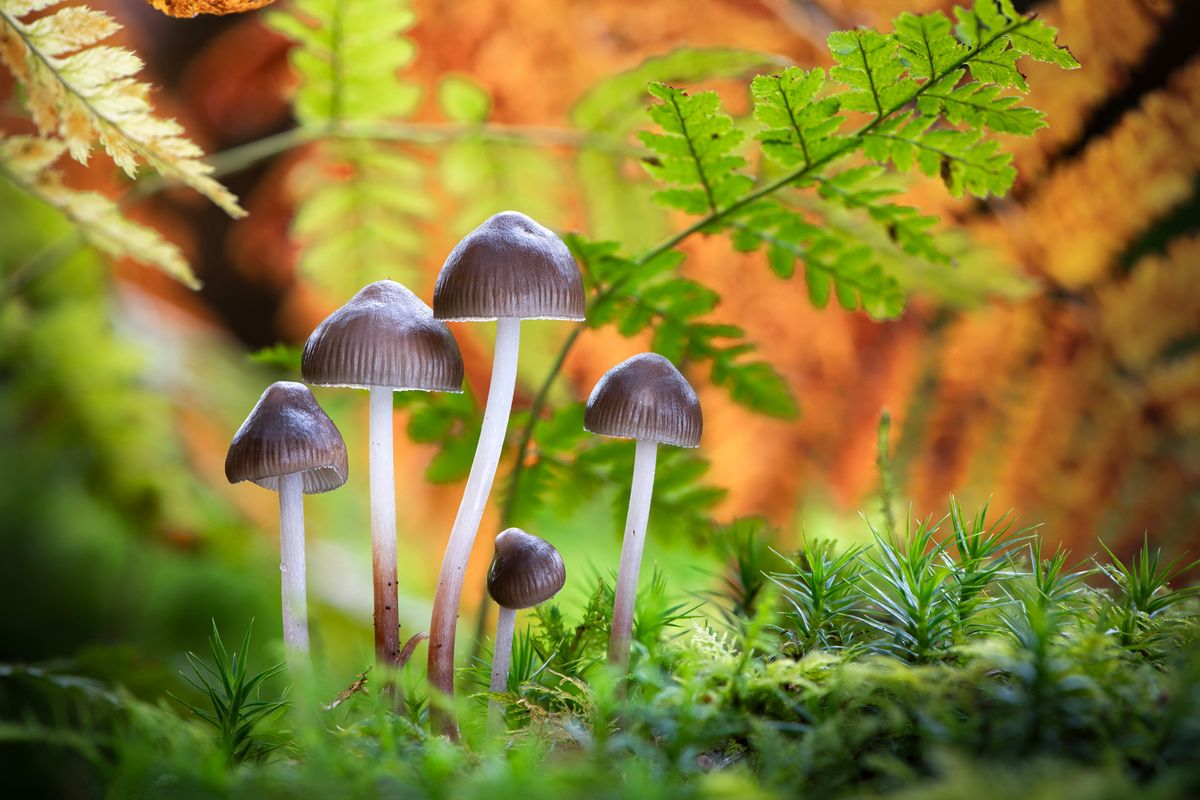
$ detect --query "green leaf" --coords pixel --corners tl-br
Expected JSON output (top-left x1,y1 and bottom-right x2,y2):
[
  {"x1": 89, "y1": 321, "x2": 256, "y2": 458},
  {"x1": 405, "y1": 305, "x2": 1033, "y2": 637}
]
[
  {"x1": 918, "y1": 77, "x2": 1046, "y2": 135},
  {"x1": 894, "y1": 11, "x2": 966, "y2": 82},
  {"x1": 711, "y1": 358, "x2": 797, "y2": 418},
  {"x1": 963, "y1": 34, "x2": 1028, "y2": 91},
  {"x1": 827, "y1": 29, "x2": 915, "y2": 116},
  {"x1": 571, "y1": 48, "x2": 785, "y2": 132},
  {"x1": 271, "y1": 0, "x2": 420, "y2": 126},
  {"x1": 863, "y1": 118, "x2": 1016, "y2": 199},
  {"x1": 639, "y1": 83, "x2": 753, "y2": 215},
  {"x1": 752, "y1": 67, "x2": 845, "y2": 168},
  {"x1": 398, "y1": 389, "x2": 481, "y2": 483},
  {"x1": 1007, "y1": 18, "x2": 1080, "y2": 70},
  {"x1": 247, "y1": 344, "x2": 303, "y2": 373},
  {"x1": 814, "y1": 167, "x2": 948, "y2": 265},
  {"x1": 292, "y1": 142, "x2": 431, "y2": 295},
  {"x1": 438, "y1": 74, "x2": 490, "y2": 123}
]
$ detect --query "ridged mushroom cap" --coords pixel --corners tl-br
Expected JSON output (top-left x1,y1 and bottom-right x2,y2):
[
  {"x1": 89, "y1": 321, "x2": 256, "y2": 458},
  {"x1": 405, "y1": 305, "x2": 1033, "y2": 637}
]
[
  {"x1": 584, "y1": 353, "x2": 702, "y2": 448},
  {"x1": 225, "y1": 382, "x2": 348, "y2": 494},
  {"x1": 486, "y1": 528, "x2": 566, "y2": 610},
  {"x1": 302, "y1": 280, "x2": 464, "y2": 392},
  {"x1": 433, "y1": 211, "x2": 585, "y2": 321}
]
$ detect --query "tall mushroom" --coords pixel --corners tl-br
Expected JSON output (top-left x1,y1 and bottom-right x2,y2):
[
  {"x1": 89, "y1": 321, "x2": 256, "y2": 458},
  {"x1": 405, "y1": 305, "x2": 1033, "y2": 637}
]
[
  {"x1": 485, "y1": 527, "x2": 565, "y2": 734},
  {"x1": 428, "y1": 211, "x2": 584, "y2": 731},
  {"x1": 225, "y1": 381, "x2": 348, "y2": 670},
  {"x1": 584, "y1": 353, "x2": 702, "y2": 671},
  {"x1": 302, "y1": 280, "x2": 463, "y2": 667}
]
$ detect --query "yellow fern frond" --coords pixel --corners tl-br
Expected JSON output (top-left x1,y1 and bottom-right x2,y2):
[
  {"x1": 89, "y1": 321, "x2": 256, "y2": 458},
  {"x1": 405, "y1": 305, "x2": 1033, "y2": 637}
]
[
  {"x1": 0, "y1": 134, "x2": 198, "y2": 288},
  {"x1": 0, "y1": 0, "x2": 245, "y2": 217}
]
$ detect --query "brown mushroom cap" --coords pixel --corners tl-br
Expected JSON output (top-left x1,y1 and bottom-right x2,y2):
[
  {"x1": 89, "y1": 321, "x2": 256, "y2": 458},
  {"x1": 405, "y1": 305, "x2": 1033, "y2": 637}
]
[
  {"x1": 302, "y1": 280, "x2": 464, "y2": 392},
  {"x1": 486, "y1": 528, "x2": 566, "y2": 610},
  {"x1": 433, "y1": 211, "x2": 585, "y2": 322},
  {"x1": 225, "y1": 382, "x2": 349, "y2": 493},
  {"x1": 584, "y1": 352, "x2": 702, "y2": 448}
]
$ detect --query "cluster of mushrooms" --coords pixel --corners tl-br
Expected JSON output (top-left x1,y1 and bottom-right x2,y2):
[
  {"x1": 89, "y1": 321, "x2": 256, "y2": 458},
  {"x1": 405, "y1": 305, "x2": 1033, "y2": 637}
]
[{"x1": 224, "y1": 211, "x2": 702, "y2": 736}]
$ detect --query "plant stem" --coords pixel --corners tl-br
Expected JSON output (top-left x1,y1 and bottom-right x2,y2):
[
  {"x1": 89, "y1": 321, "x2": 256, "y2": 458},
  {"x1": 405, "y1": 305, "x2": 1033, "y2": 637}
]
[
  {"x1": 369, "y1": 386, "x2": 400, "y2": 667},
  {"x1": 608, "y1": 438, "x2": 658, "y2": 671},
  {"x1": 278, "y1": 472, "x2": 309, "y2": 667},
  {"x1": 428, "y1": 317, "x2": 521, "y2": 737},
  {"x1": 488, "y1": 605, "x2": 517, "y2": 735},
  {"x1": 128, "y1": 122, "x2": 638, "y2": 200}
]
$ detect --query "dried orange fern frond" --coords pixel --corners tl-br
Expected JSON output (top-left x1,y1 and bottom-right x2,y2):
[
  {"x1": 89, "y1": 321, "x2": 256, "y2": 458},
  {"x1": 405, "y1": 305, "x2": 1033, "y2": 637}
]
[
  {"x1": 0, "y1": 134, "x2": 197, "y2": 288},
  {"x1": 0, "y1": 0, "x2": 245, "y2": 217},
  {"x1": 148, "y1": 0, "x2": 274, "y2": 19}
]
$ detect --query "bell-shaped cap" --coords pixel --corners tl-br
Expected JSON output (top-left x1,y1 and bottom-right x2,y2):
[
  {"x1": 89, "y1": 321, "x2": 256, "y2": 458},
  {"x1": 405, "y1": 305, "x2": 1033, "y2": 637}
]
[
  {"x1": 585, "y1": 352, "x2": 702, "y2": 448},
  {"x1": 486, "y1": 528, "x2": 566, "y2": 610},
  {"x1": 433, "y1": 211, "x2": 585, "y2": 322},
  {"x1": 302, "y1": 280, "x2": 464, "y2": 392},
  {"x1": 226, "y1": 382, "x2": 349, "y2": 494}
]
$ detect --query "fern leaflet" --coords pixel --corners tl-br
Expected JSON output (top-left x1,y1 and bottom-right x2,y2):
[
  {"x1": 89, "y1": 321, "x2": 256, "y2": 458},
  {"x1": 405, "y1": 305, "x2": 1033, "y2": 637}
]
[
  {"x1": 0, "y1": 135, "x2": 195, "y2": 286},
  {"x1": 0, "y1": 0, "x2": 243, "y2": 217}
]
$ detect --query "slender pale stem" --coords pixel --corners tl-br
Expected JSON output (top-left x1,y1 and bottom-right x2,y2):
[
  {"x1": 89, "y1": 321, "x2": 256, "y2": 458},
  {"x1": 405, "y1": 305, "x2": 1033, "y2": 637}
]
[
  {"x1": 369, "y1": 386, "x2": 400, "y2": 667},
  {"x1": 488, "y1": 605, "x2": 517, "y2": 735},
  {"x1": 608, "y1": 438, "x2": 659, "y2": 671},
  {"x1": 428, "y1": 317, "x2": 521, "y2": 736},
  {"x1": 278, "y1": 471, "x2": 309, "y2": 668}
]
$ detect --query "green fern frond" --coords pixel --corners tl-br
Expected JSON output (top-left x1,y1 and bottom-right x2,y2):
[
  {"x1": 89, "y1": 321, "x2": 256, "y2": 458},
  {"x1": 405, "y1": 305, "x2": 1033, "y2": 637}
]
[
  {"x1": 0, "y1": 0, "x2": 243, "y2": 217},
  {"x1": 269, "y1": 0, "x2": 420, "y2": 126},
  {"x1": 751, "y1": 67, "x2": 844, "y2": 169},
  {"x1": 639, "y1": 83, "x2": 753, "y2": 215},
  {"x1": 0, "y1": 135, "x2": 196, "y2": 286},
  {"x1": 827, "y1": 28, "x2": 915, "y2": 117},
  {"x1": 268, "y1": 0, "x2": 427, "y2": 295},
  {"x1": 572, "y1": 233, "x2": 797, "y2": 418},
  {"x1": 630, "y1": 0, "x2": 1077, "y2": 316}
]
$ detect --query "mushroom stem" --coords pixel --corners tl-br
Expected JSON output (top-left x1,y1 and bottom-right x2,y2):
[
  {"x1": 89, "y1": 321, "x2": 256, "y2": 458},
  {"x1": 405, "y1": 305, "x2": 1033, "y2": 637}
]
[
  {"x1": 278, "y1": 471, "x2": 310, "y2": 665},
  {"x1": 608, "y1": 438, "x2": 659, "y2": 670},
  {"x1": 428, "y1": 316, "x2": 521, "y2": 734},
  {"x1": 488, "y1": 605, "x2": 517, "y2": 735},
  {"x1": 369, "y1": 386, "x2": 400, "y2": 667}
]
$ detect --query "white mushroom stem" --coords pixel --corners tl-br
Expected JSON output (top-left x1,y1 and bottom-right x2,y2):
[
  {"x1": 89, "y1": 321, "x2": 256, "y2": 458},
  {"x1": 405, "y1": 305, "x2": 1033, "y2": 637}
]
[
  {"x1": 608, "y1": 438, "x2": 659, "y2": 670},
  {"x1": 278, "y1": 471, "x2": 309, "y2": 667},
  {"x1": 487, "y1": 605, "x2": 517, "y2": 735},
  {"x1": 369, "y1": 386, "x2": 400, "y2": 666},
  {"x1": 428, "y1": 317, "x2": 521, "y2": 729}
]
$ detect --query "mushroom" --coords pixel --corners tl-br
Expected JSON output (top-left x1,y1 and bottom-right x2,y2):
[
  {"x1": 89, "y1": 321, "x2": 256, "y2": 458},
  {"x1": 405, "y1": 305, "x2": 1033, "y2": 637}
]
[
  {"x1": 427, "y1": 211, "x2": 584, "y2": 732},
  {"x1": 485, "y1": 527, "x2": 565, "y2": 734},
  {"x1": 584, "y1": 353, "x2": 702, "y2": 671},
  {"x1": 302, "y1": 280, "x2": 463, "y2": 668},
  {"x1": 225, "y1": 381, "x2": 348, "y2": 669}
]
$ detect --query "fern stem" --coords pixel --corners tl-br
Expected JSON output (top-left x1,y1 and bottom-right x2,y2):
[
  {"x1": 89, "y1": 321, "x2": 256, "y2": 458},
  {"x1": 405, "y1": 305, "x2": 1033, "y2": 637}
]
[{"x1": 130, "y1": 123, "x2": 638, "y2": 201}]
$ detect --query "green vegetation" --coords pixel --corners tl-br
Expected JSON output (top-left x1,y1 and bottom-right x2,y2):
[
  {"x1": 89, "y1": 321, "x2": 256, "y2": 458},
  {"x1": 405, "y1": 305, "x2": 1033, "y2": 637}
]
[{"x1": 3, "y1": 504, "x2": 1198, "y2": 797}]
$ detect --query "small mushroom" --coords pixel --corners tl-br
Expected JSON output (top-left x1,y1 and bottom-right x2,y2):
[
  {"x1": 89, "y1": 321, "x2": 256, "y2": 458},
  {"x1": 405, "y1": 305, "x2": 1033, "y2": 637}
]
[
  {"x1": 225, "y1": 381, "x2": 348, "y2": 669},
  {"x1": 302, "y1": 280, "x2": 463, "y2": 668},
  {"x1": 584, "y1": 353, "x2": 701, "y2": 671},
  {"x1": 427, "y1": 211, "x2": 583, "y2": 734},
  {"x1": 485, "y1": 528, "x2": 565, "y2": 734}
]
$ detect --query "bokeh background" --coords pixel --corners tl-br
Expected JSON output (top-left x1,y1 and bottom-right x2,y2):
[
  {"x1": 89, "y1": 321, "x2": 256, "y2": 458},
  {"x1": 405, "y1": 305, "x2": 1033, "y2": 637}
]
[{"x1": 1, "y1": 0, "x2": 1197, "y2": 685}]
